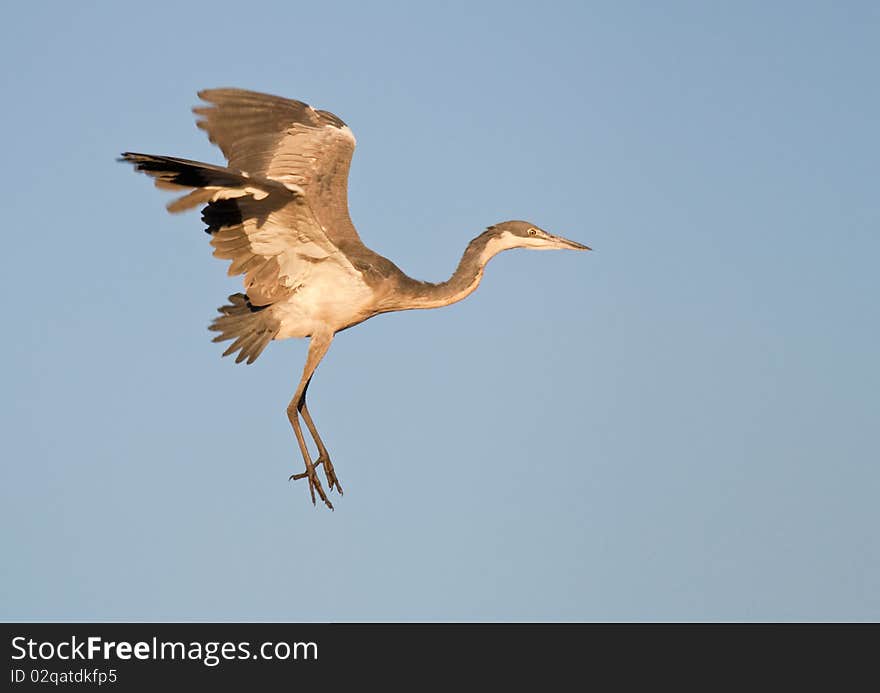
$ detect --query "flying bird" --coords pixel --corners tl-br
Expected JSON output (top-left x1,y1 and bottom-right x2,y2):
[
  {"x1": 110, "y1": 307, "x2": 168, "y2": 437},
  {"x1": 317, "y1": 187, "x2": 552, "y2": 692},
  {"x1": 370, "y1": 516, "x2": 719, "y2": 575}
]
[{"x1": 121, "y1": 88, "x2": 590, "y2": 509}]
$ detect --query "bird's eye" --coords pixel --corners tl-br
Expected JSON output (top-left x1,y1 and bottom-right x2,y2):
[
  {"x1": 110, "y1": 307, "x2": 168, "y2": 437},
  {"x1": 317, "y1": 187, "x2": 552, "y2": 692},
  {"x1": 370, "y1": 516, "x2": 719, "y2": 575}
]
[{"x1": 527, "y1": 228, "x2": 538, "y2": 236}]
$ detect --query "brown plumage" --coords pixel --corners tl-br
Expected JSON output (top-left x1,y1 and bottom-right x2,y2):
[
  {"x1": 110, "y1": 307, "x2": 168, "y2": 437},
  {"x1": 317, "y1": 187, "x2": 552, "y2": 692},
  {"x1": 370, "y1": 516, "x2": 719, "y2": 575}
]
[{"x1": 121, "y1": 88, "x2": 590, "y2": 509}]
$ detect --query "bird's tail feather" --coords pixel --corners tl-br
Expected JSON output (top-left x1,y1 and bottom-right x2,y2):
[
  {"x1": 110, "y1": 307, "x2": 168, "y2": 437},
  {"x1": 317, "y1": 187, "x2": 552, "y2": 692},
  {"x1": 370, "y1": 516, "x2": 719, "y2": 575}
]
[{"x1": 209, "y1": 294, "x2": 280, "y2": 365}]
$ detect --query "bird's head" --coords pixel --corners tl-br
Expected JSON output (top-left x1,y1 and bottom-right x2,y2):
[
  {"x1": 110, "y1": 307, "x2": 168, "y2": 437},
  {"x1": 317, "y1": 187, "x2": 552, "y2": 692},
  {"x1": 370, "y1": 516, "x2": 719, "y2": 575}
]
[{"x1": 486, "y1": 220, "x2": 591, "y2": 252}]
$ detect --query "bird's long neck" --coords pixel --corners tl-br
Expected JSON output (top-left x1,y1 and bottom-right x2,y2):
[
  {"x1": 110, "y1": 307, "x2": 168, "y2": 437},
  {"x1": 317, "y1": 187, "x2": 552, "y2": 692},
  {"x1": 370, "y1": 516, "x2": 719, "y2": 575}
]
[{"x1": 391, "y1": 231, "x2": 511, "y2": 311}]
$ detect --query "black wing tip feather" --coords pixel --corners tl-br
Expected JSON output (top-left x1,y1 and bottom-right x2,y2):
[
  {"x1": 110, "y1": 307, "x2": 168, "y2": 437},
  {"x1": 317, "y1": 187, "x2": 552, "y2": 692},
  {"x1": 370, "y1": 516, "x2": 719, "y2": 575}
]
[
  {"x1": 118, "y1": 152, "x2": 265, "y2": 196},
  {"x1": 119, "y1": 151, "x2": 148, "y2": 165},
  {"x1": 118, "y1": 152, "x2": 172, "y2": 174},
  {"x1": 118, "y1": 152, "x2": 177, "y2": 171}
]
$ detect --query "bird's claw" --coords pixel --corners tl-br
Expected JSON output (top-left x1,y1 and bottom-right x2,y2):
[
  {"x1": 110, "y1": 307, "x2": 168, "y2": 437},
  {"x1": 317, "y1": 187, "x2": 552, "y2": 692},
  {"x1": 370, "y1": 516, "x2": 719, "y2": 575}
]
[
  {"x1": 318, "y1": 455, "x2": 344, "y2": 495},
  {"x1": 291, "y1": 455, "x2": 343, "y2": 497},
  {"x1": 290, "y1": 462, "x2": 334, "y2": 510}
]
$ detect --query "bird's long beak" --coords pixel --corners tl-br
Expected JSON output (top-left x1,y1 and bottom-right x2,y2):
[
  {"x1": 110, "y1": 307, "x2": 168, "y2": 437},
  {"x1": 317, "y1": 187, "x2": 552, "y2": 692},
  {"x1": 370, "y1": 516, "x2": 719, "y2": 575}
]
[{"x1": 549, "y1": 233, "x2": 592, "y2": 251}]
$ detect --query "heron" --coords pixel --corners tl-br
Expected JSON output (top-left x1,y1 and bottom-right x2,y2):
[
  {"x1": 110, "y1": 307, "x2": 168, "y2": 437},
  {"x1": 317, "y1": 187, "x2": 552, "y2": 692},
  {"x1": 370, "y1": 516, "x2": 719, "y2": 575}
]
[{"x1": 121, "y1": 88, "x2": 590, "y2": 509}]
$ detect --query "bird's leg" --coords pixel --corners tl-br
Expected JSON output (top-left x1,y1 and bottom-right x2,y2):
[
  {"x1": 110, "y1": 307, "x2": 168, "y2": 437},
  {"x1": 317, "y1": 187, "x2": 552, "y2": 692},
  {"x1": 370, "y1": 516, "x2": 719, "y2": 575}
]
[
  {"x1": 287, "y1": 333, "x2": 333, "y2": 509},
  {"x1": 296, "y1": 377, "x2": 343, "y2": 494}
]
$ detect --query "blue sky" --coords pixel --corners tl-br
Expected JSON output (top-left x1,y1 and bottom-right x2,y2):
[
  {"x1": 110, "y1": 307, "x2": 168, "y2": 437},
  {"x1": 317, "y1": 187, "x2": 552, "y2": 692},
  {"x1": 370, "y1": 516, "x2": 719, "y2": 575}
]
[{"x1": 1, "y1": 1, "x2": 878, "y2": 620}]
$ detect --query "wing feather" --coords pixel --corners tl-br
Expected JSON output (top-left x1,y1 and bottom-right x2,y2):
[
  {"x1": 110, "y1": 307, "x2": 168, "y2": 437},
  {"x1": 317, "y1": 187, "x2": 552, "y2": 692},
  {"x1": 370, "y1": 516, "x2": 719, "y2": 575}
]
[
  {"x1": 194, "y1": 88, "x2": 362, "y2": 248},
  {"x1": 121, "y1": 152, "x2": 361, "y2": 308}
]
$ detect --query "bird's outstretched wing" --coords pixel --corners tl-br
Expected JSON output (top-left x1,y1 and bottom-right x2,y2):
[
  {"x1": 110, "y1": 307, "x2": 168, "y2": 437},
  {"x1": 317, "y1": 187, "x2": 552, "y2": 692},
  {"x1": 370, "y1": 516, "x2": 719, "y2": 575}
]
[
  {"x1": 121, "y1": 152, "x2": 361, "y2": 309},
  {"x1": 193, "y1": 88, "x2": 362, "y2": 249}
]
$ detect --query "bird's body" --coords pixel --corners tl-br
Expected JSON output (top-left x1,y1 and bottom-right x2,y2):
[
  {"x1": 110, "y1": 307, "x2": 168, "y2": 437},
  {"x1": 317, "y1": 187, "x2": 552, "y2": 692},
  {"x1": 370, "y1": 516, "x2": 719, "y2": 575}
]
[
  {"x1": 122, "y1": 88, "x2": 589, "y2": 509},
  {"x1": 274, "y1": 258, "x2": 378, "y2": 338}
]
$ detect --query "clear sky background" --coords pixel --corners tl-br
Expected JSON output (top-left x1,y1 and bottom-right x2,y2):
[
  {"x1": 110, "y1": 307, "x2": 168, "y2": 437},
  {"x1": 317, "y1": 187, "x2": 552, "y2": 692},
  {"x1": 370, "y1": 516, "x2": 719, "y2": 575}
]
[{"x1": 2, "y1": 1, "x2": 877, "y2": 621}]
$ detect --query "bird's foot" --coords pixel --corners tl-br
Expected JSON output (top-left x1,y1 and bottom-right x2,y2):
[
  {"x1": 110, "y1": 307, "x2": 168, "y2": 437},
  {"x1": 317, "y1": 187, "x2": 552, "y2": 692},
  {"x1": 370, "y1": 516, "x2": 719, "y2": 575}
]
[{"x1": 290, "y1": 461, "x2": 333, "y2": 510}]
